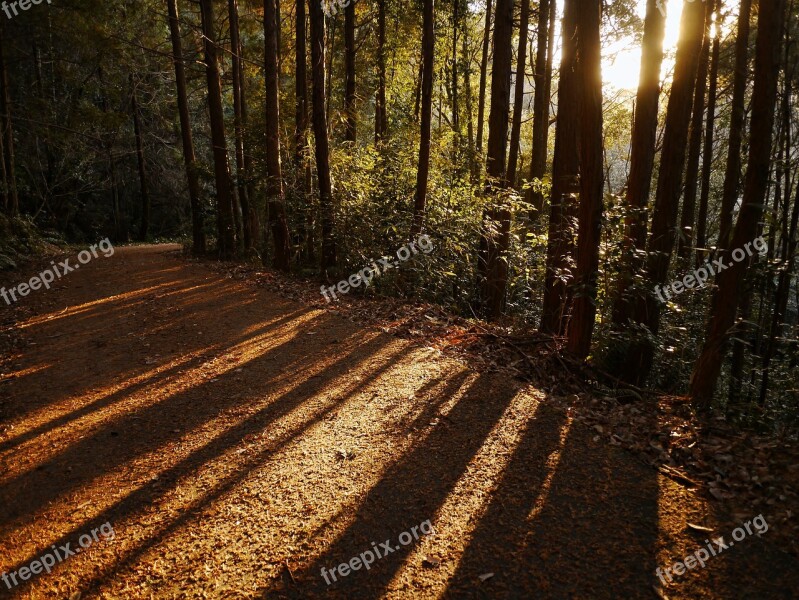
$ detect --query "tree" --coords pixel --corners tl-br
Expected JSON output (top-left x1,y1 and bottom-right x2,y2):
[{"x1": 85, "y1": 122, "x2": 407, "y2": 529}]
[
  {"x1": 310, "y1": 0, "x2": 337, "y2": 270},
  {"x1": 566, "y1": 0, "x2": 604, "y2": 358},
  {"x1": 167, "y1": 0, "x2": 205, "y2": 255},
  {"x1": 620, "y1": 0, "x2": 709, "y2": 383},
  {"x1": 263, "y1": 0, "x2": 292, "y2": 270},
  {"x1": 200, "y1": 0, "x2": 237, "y2": 258},
  {"x1": 718, "y1": 0, "x2": 752, "y2": 250},
  {"x1": 130, "y1": 73, "x2": 151, "y2": 241},
  {"x1": 696, "y1": 6, "x2": 722, "y2": 265},
  {"x1": 526, "y1": 0, "x2": 556, "y2": 221},
  {"x1": 344, "y1": 0, "x2": 357, "y2": 142},
  {"x1": 229, "y1": 0, "x2": 255, "y2": 249},
  {"x1": 411, "y1": 0, "x2": 435, "y2": 235},
  {"x1": 475, "y1": 0, "x2": 493, "y2": 165},
  {"x1": 375, "y1": 0, "x2": 387, "y2": 143},
  {"x1": 478, "y1": 0, "x2": 513, "y2": 318},
  {"x1": 540, "y1": 0, "x2": 580, "y2": 334},
  {"x1": 505, "y1": 0, "x2": 530, "y2": 187},
  {"x1": 609, "y1": 0, "x2": 667, "y2": 336},
  {"x1": 0, "y1": 23, "x2": 18, "y2": 218},
  {"x1": 689, "y1": 0, "x2": 787, "y2": 406},
  {"x1": 677, "y1": 0, "x2": 714, "y2": 260}
]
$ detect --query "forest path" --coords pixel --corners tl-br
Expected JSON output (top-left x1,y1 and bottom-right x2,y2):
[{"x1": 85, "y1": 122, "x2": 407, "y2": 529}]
[{"x1": 0, "y1": 244, "x2": 796, "y2": 599}]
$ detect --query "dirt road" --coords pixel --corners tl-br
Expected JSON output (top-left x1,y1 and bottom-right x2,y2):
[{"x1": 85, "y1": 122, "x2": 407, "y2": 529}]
[{"x1": 0, "y1": 245, "x2": 796, "y2": 599}]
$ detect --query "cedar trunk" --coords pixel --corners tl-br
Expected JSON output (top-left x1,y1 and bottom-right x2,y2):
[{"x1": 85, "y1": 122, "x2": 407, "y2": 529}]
[
  {"x1": 310, "y1": 0, "x2": 337, "y2": 270},
  {"x1": 478, "y1": 0, "x2": 514, "y2": 318},
  {"x1": 200, "y1": 0, "x2": 237, "y2": 258},
  {"x1": 505, "y1": 0, "x2": 531, "y2": 186},
  {"x1": 540, "y1": 0, "x2": 580, "y2": 334},
  {"x1": 411, "y1": 0, "x2": 435, "y2": 235},
  {"x1": 566, "y1": 0, "x2": 604, "y2": 358},
  {"x1": 264, "y1": 0, "x2": 292, "y2": 271}
]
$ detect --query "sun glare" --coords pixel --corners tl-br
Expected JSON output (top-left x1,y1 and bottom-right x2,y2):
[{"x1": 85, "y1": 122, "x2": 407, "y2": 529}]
[{"x1": 601, "y1": 0, "x2": 684, "y2": 91}]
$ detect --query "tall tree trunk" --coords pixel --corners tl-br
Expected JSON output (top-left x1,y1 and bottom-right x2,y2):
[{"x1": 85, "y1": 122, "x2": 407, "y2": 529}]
[
  {"x1": 229, "y1": 0, "x2": 254, "y2": 249},
  {"x1": 621, "y1": 0, "x2": 709, "y2": 383},
  {"x1": 678, "y1": 0, "x2": 714, "y2": 260},
  {"x1": 478, "y1": 0, "x2": 513, "y2": 318},
  {"x1": 526, "y1": 0, "x2": 556, "y2": 221},
  {"x1": 475, "y1": 0, "x2": 493, "y2": 164},
  {"x1": 310, "y1": 0, "x2": 337, "y2": 270},
  {"x1": 718, "y1": 0, "x2": 752, "y2": 250},
  {"x1": 264, "y1": 0, "x2": 292, "y2": 270},
  {"x1": 696, "y1": 7, "x2": 722, "y2": 266},
  {"x1": 200, "y1": 0, "x2": 237, "y2": 258},
  {"x1": 689, "y1": 0, "x2": 786, "y2": 406},
  {"x1": 464, "y1": 23, "x2": 476, "y2": 180},
  {"x1": 505, "y1": 0, "x2": 530, "y2": 186},
  {"x1": 0, "y1": 24, "x2": 18, "y2": 218},
  {"x1": 609, "y1": 0, "x2": 667, "y2": 333},
  {"x1": 450, "y1": 0, "x2": 459, "y2": 135},
  {"x1": 130, "y1": 74, "x2": 151, "y2": 242},
  {"x1": 411, "y1": 0, "x2": 435, "y2": 235},
  {"x1": 540, "y1": 0, "x2": 580, "y2": 334},
  {"x1": 375, "y1": 0, "x2": 388, "y2": 143},
  {"x1": 343, "y1": 0, "x2": 356, "y2": 142},
  {"x1": 296, "y1": 0, "x2": 313, "y2": 258},
  {"x1": 567, "y1": 0, "x2": 604, "y2": 358},
  {"x1": 167, "y1": 0, "x2": 206, "y2": 255}
]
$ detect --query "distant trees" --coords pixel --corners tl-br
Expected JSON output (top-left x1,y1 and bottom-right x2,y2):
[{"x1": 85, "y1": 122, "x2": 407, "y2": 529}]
[
  {"x1": 2, "y1": 0, "x2": 798, "y2": 415},
  {"x1": 690, "y1": 0, "x2": 787, "y2": 405}
]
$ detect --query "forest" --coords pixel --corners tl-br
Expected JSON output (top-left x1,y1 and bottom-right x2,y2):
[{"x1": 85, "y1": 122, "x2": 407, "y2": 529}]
[{"x1": 0, "y1": 0, "x2": 798, "y2": 597}]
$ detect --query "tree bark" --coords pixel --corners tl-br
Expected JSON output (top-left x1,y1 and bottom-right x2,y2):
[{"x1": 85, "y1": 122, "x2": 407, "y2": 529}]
[
  {"x1": 678, "y1": 0, "x2": 714, "y2": 260},
  {"x1": 475, "y1": 0, "x2": 493, "y2": 164},
  {"x1": 566, "y1": 0, "x2": 604, "y2": 358},
  {"x1": 167, "y1": 0, "x2": 205, "y2": 254},
  {"x1": 621, "y1": 0, "x2": 709, "y2": 383},
  {"x1": 310, "y1": 0, "x2": 337, "y2": 270},
  {"x1": 229, "y1": 0, "x2": 254, "y2": 250},
  {"x1": 478, "y1": 0, "x2": 513, "y2": 318},
  {"x1": 689, "y1": 0, "x2": 786, "y2": 406},
  {"x1": 696, "y1": 7, "x2": 722, "y2": 266},
  {"x1": 718, "y1": 0, "x2": 752, "y2": 250},
  {"x1": 540, "y1": 0, "x2": 580, "y2": 334},
  {"x1": 200, "y1": 0, "x2": 237, "y2": 258},
  {"x1": 411, "y1": 0, "x2": 435, "y2": 235},
  {"x1": 0, "y1": 24, "x2": 18, "y2": 218},
  {"x1": 525, "y1": 0, "x2": 553, "y2": 220},
  {"x1": 505, "y1": 0, "x2": 531, "y2": 186},
  {"x1": 264, "y1": 0, "x2": 292, "y2": 270},
  {"x1": 344, "y1": 0, "x2": 357, "y2": 142},
  {"x1": 609, "y1": 0, "x2": 667, "y2": 333},
  {"x1": 375, "y1": 0, "x2": 388, "y2": 143}
]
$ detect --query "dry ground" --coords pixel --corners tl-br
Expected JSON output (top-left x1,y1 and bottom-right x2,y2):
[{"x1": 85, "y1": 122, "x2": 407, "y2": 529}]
[{"x1": 0, "y1": 244, "x2": 797, "y2": 599}]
